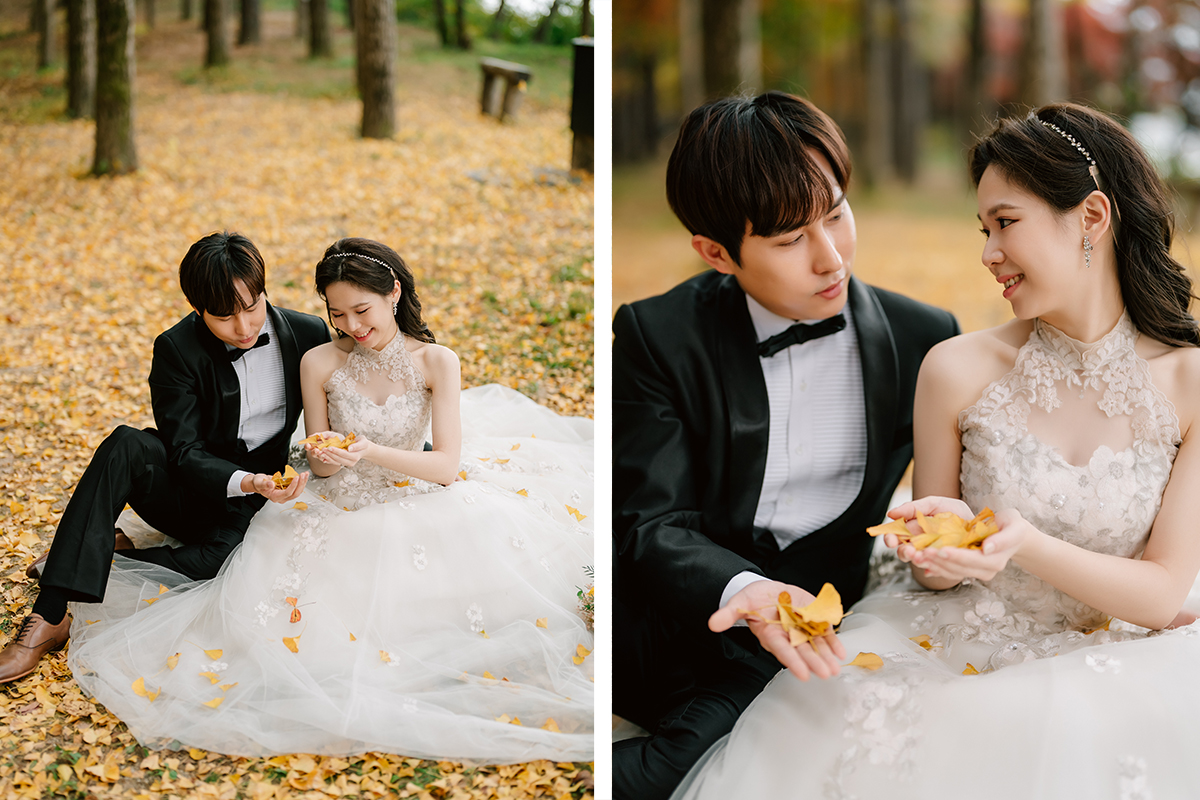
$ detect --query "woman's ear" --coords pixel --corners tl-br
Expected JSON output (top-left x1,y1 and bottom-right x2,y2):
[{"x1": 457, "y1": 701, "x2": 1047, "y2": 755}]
[
  {"x1": 1081, "y1": 189, "x2": 1113, "y2": 243},
  {"x1": 691, "y1": 235, "x2": 739, "y2": 274}
]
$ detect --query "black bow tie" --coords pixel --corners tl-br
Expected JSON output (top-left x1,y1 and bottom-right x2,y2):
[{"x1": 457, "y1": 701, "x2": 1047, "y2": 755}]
[
  {"x1": 757, "y1": 314, "x2": 847, "y2": 358},
  {"x1": 228, "y1": 332, "x2": 270, "y2": 361}
]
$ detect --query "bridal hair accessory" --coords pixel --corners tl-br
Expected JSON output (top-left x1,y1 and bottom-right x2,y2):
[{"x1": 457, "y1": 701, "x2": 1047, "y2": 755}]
[
  {"x1": 1084, "y1": 234, "x2": 1093, "y2": 269},
  {"x1": 326, "y1": 252, "x2": 392, "y2": 270},
  {"x1": 1040, "y1": 119, "x2": 1101, "y2": 190}
]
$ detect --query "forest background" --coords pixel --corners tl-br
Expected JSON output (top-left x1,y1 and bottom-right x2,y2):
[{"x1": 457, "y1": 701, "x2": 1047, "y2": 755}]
[
  {"x1": 0, "y1": 0, "x2": 595, "y2": 796},
  {"x1": 613, "y1": 0, "x2": 1200, "y2": 330}
]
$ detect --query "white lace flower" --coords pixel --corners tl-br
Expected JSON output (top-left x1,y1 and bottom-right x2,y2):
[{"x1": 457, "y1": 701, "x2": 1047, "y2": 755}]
[
  {"x1": 412, "y1": 545, "x2": 428, "y2": 571},
  {"x1": 396, "y1": 500, "x2": 414, "y2": 510},
  {"x1": 511, "y1": 535, "x2": 527, "y2": 550},
  {"x1": 466, "y1": 603, "x2": 485, "y2": 633},
  {"x1": 209, "y1": 661, "x2": 228, "y2": 672},
  {"x1": 569, "y1": 490, "x2": 581, "y2": 504},
  {"x1": 1085, "y1": 652, "x2": 1121, "y2": 674},
  {"x1": 539, "y1": 557, "x2": 551, "y2": 571},
  {"x1": 464, "y1": 494, "x2": 476, "y2": 504},
  {"x1": 1118, "y1": 755, "x2": 1152, "y2": 800},
  {"x1": 963, "y1": 599, "x2": 1006, "y2": 626},
  {"x1": 254, "y1": 601, "x2": 279, "y2": 627}
]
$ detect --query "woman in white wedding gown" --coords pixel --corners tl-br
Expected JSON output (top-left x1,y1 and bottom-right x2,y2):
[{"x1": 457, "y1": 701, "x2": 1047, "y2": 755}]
[
  {"x1": 66, "y1": 239, "x2": 594, "y2": 763},
  {"x1": 672, "y1": 104, "x2": 1200, "y2": 799}
]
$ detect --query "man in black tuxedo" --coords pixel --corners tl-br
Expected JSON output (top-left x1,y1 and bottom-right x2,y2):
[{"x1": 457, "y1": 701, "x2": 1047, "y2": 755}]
[
  {"x1": 612, "y1": 92, "x2": 962, "y2": 799},
  {"x1": 0, "y1": 231, "x2": 330, "y2": 683}
]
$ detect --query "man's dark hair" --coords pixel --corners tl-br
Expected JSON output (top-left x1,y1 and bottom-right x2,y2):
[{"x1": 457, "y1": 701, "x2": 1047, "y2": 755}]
[
  {"x1": 179, "y1": 231, "x2": 267, "y2": 317},
  {"x1": 665, "y1": 91, "x2": 852, "y2": 266}
]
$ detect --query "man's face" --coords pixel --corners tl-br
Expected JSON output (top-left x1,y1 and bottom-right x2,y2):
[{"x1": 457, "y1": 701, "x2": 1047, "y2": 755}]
[
  {"x1": 710, "y1": 152, "x2": 856, "y2": 321},
  {"x1": 199, "y1": 279, "x2": 268, "y2": 348}
]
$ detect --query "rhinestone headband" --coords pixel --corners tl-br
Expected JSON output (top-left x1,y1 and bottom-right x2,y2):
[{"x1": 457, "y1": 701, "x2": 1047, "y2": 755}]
[
  {"x1": 326, "y1": 252, "x2": 393, "y2": 271},
  {"x1": 1040, "y1": 119, "x2": 1101, "y2": 190}
]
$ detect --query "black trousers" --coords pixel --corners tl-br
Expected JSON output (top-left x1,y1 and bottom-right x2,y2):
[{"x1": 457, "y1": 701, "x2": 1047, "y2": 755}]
[
  {"x1": 40, "y1": 425, "x2": 260, "y2": 603},
  {"x1": 612, "y1": 594, "x2": 781, "y2": 800}
]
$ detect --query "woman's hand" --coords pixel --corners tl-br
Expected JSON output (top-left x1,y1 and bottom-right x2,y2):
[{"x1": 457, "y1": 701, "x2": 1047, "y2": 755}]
[
  {"x1": 886, "y1": 497, "x2": 1032, "y2": 583},
  {"x1": 308, "y1": 436, "x2": 373, "y2": 469}
]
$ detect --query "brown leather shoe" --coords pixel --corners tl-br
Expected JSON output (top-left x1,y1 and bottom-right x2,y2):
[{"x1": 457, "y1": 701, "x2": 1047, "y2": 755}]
[
  {"x1": 26, "y1": 529, "x2": 135, "y2": 580},
  {"x1": 0, "y1": 612, "x2": 71, "y2": 683}
]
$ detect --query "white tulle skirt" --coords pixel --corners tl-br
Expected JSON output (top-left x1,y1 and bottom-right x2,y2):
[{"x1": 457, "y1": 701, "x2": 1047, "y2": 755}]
[
  {"x1": 67, "y1": 385, "x2": 595, "y2": 763},
  {"x1": 670, "y1": 580, "x2": 1200, "y2": 800}
]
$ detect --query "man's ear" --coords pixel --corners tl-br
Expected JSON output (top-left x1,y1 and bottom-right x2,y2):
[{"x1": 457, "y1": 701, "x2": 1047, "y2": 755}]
[{"x1": 691, "y1": 235, "x2": 739, "y2": 275}]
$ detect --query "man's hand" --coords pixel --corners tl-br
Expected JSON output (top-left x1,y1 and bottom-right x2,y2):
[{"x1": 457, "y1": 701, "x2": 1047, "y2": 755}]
[
  {"x1": 242, "y1": 470, "x2": 309, "y2": 503},
  {"x1": 708, "y1": 579, "x2": 846, "y2": 682}
]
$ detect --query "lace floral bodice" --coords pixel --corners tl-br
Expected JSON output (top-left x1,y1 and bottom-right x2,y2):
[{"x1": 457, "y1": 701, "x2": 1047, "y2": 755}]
[
  {"x1": 957, "y1": 312, "x2": 1179, "y2": 633},
  {"x1": 314, "y1": 333, "x2": 437, "y2": 509}
]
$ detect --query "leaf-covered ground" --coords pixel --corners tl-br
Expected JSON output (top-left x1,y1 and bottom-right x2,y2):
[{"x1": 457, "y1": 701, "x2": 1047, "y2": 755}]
[{"x1": 0, "y1": 7, "x2": 593, "y2": 799}]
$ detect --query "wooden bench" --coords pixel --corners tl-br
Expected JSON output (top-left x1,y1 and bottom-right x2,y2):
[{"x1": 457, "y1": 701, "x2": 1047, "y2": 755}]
[{"x1": 479, "y1": 57, "x2": 533, "y2": 122}]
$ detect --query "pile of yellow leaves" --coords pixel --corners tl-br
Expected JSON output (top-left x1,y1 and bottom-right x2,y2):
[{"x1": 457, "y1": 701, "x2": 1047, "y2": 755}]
[
  {"x1": 751, "y1": 583, "x2": 844, "y2": 648},
  {"x1": 0, "y1": 8, "x2": 592, "y2": 799},
  {"x1": 867, "y1": 508, "x2": 1000, "y2": 550},
  {"x1": 298, "y1": 432, "x2": 357, "y2": 449}
]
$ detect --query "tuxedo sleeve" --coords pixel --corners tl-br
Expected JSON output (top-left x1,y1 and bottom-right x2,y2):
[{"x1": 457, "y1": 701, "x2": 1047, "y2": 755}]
[
  {"x1": 148, "y1": 334, "x2": 245, "y2": 504},
  {"x1": 613, "y1": 304, "x2": 763, "y2": 631}
]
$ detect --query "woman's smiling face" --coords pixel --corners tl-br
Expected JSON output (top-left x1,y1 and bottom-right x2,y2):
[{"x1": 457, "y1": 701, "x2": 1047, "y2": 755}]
[
  {"x1": 977, "y1": 165, "x2": 1087, "y2": 321},
  {"x1": 324, "y1": 279, "x2": 401, "y2": 350}
]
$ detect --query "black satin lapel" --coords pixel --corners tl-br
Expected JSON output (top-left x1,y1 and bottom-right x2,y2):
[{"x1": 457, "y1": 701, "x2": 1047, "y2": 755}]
[
  {"x1": 268, "y1": 304, "x2": 301, "y2": 425},
  {"x1": 193, "y1": 313, "x2": 242, "y2": 438},
  {"x1": 716, "y1": 277, "x2": 770, "y2": 532},
  {"x1": 849, "y1": 278, "x2": 898, "y2": 504}
]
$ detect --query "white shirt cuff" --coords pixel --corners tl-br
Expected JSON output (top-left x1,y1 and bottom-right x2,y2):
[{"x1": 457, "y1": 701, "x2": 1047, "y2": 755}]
[
  {"x1": 720, "y1": 571, "x2": 772, "y2": 627},
  {"x1": 227, "y1": 470, "x2": 252, "y2": 498}
]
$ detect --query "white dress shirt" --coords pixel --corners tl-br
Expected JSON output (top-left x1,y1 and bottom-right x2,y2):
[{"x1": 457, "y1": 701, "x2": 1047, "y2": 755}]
[
  {"x1": 224, "y1": 314, "x2": 289, "y2": 497},
  {"x1": 720, "y1": 293, "x2": 868, "y2": 611}
]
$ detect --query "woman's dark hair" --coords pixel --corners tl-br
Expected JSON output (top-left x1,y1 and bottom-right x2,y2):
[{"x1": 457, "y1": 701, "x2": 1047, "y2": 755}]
[
  {"x1": 666, "y1": 91, "x2": 852, "y2": 266},
  {"x1": 179, "y1": 231, "x2": 267, "y2": 317},
  {"x1": 314, "y1": 238, "x2": 435, "y2": 343},
  {"x1": 970, "y1": 102, "x2": 1199, "y2": 347}
]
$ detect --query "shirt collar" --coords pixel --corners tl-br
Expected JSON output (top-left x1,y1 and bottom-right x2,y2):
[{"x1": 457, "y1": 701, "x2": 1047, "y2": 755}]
[{"x1": 745, "y1": 292, "x2": 853, "y2": 344}]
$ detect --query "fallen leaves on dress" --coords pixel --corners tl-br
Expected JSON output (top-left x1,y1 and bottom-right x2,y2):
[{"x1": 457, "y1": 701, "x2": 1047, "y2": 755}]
[
  {"x1": 141, "y1": 584, "x2": 169, "y2": 605},
  {"x1": 564, "y1": 505, "x2": 586, "y2": 521},
  {"x1": 536, "y1": 617, "x2": 548, "y2": 628},
  {"x1": 202, "y1": 697, "x2": 225, "y2": 709},
  {"x1": 166, "y1": 652, "x2": 180, "y2": 670},
  {"x1": 572, "y1": 644, "x2": 591, "y2": 665},
  {"x1": 962, "y1": 663, "x2": 981, "y2": 675},
  {"x1": 867, "y1": 507, "x2": 1000, "y2": 550},
  {"x1": 283, "y1": 625, "x2": 307, "y2": 653},
  {"x1": 198, "y1": 672, "x2": 221, "y2": 685},
  {"x1": 291, "y1": 501, "x2": 308, "y2": 511},
  {"x1": 131, "y1": 677, "x2": 160, "y2": 702},
  {"x1": 847, "y1": 652, "x2": 884, "y2": 670},
  {"x1": 909, "y1": 635, "x2": 934, "y2": 650}
]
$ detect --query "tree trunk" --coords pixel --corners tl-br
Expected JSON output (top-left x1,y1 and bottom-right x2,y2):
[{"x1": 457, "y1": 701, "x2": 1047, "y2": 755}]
[
  {"x1": 67, "y1": 0, "x2": 97, "y2": 118},
  {"x1": 31, "y1": 0, "x2": 42, "y2": 33},
  {"x1": 679, "y1": 0, "x2": 702, "y2": 112},
  {"x1": 94, "y1": 0, "x2": 138, "y2": 175},
  {"x1": 890, "y1": 0, "x2": 917, "y2": 183},
  {"x1": 453, "y1": 0, "x2": 469, "y2": 49},
  {"x1": 143, "y1": 0, "x2": 155, "y2": 28},
  {"x1": 205, "y1": 0, "x2": 229, "y2": 66},
  {"x1": 532, "y1": 0, "x2": 559, "y2": 44},
  {"x1": 181, "y1": 0, "x2": 193, "y2": 22},
  {"x1": 860, "y1": 0, "x2": 892, "y2": 186},
  {"x1": 960, "y1": 0, "x2": 991, "y2": 141},
  {"x1": 345, "y1": 0, "x2": 353, "y2": 29},
  {"x1": 486, "y1": 0, "x2": 505, "y2": 40},
  {"x1": 295, "y1": 0, "x2": 309, "y2": 40},
  {"x1": 1018, "y1": 0, "x2": 1066, "y2": 107},
  {"x1": 433, "y1": 0, "x2": 449, "y2": 46},
  {"x1": 239, "y1": 0, "x2": 260, "y2": 44},
  {"x1": 358, "y1": 0, "x2": 396, "y2": 138},
  {"x1": 580, "y1": 0, "x2": 590, "y2": 37},
  {"x1": 309, "y1": 0, "x2": 332, "y2": 57},
  {"x1": 701, "y1": 0, "x2": 761, "y2": 98},
  {"x1": 38, "y1": 0, "x2": 56, "y2": 68}
]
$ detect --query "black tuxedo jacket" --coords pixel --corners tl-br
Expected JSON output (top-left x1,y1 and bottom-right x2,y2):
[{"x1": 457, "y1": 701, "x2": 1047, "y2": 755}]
[
  {"x1": 614, "y1": 272, "x2": 961, "y2": 635},
  {"x1": 147, "y1": 302, "x2": 331, "y2": 508}
]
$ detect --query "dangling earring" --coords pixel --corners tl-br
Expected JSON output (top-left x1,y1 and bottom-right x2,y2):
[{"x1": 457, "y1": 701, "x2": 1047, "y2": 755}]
[
  {"x1": 1083, "y1": 235, "x2": 1093, "y2": 269},
  {"x1": 391, "y1": 301, "x2": 398, "y2": 315}
]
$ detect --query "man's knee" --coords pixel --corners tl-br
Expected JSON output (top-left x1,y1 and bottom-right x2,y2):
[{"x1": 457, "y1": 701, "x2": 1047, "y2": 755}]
[
  {"x1": 188, "y1": 537, "x2": 239, "y2": 580},
  {"x1": 96, "y1": 425, "x2": 164, "y2": 464}
]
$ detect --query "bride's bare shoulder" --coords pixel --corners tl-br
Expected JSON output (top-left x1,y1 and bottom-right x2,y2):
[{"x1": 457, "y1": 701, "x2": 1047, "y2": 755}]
[
  {"x1": 918, "y1": 320, "x2": 1031, "y2": 411},
  {"x1": 301, "y1": 340, "x2": 351, "y2": 380},
  {"x1": 407, "y1": 340, "x2": 460, "y2": 386}
]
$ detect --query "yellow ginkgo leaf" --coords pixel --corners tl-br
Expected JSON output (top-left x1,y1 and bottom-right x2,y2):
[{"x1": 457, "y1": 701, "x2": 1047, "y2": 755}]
[
  {"x1": 483, "y1": 671, "x2": 496, "y2": 680},
  {"x1": 478, "y1": 457, "x2": 491, "y2": 462},
  {"x1": 480, "y1": 629, "x2": 490, "y2": 639},
  {"x1": 291, "y1": 501, "x2": 308, "y2": 510},
  {"x1": 495, "y1": 714, "x2": 511, "y2": 724},
  {"x1": 203, "y1": 697, "x2": 224, "y2": 708},
  {"x1": 132, "y1": 677, "x2": 148, "y2": 697},
  {"x1": 142, "y1": 597, "x2": 159, "y2": 606},
  {"x1": 188, "y1": 748, "x2": 206, "y2": 760},
  {"x1": 220, "y1": 683, "x2": 238, "y2": 692},
  {"x1": 495, "y1": 458, "x2": 509, "y2": 464},
  {"x1": 458, "y1": 470, "x2": 468, "y2": 480},
  {"x1": 203, "y1": 648, "x2": 223, "y2": 660},
  {"x1": 847, "y1": 652, "x2": 884, "y2": 671},
  {"x1": 283, "y1": 635, "x2": 300, "y2": 653},
  {"x1": 536, "y1": 618, "x2": 548, "y2": 629},
  {"x1": 146, "y1": 687, "x2": 161, "y2": 702},
  {"x1": 909, "y1": 635, "x2": 933, "y2": 650},
  {"x1": 516, "y1": 489, "x2": 528, "y2": 497},
  {"x1": 510, "y1": 716, "x2": 523, "y2": 726},
  {"x1": 510, "y1": 444, "x2": 520, "y2": 450},
  {"x1": 379, "y1": 650, "x2": 392, "y2": 663},
  {"x1": 963, "y1": 663, "x2": 980, "y2": 675},
  {"x1": 565, "y1": 505, "x2": 587, "y2": 521},
  {"x1": 542, "y1": 718, "x2": 560, "y2": 732},
  {"x1": 572, "y1": 644, "x2": 592, "y2": 665},
  {"x1": 394, "y1": 479, "x2": 410, "y2": 488},
  {"x1": 349, "y1": 632, "x2": 357, "y2": 642},
  {"x1": 198, "y1": 672, "x2": 221, "y2": 684},
  {"x1": 272, "y1": 464, "x2": 298, "y2": 489},
  {"x1": 166, "y1": 652, "x2": 180, "y2": 670},
  {"x1": 85, "y1": 620, "x2": 100, "y2": 625}
]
